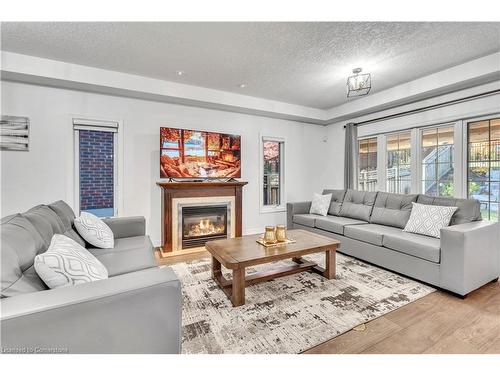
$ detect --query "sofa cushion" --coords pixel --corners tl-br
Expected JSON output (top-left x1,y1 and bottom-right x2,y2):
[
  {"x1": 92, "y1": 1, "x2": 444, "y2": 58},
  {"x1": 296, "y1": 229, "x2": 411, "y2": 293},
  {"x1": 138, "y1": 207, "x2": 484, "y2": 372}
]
[
  {"x1": 22, "y1": 205, "x2": 65, "y2": 247},
  {"x1": 49, "y1": 200, "x2": 75, "y2": 228},
  {"x1": 416, "y1": 195, "x2": 481, "y2": 225},
  {"x1": 292, "y1": 213, "x2": 319, "y2": 228},
  {"x1": 338, "y1": 189, "x2": 377, "y2": 221},
  {"x1": 48, "y1": 200, "x2": 86, "y2": 247},
  {"x1": 1, "y1": 253, "x2": 48, "y2": 298},
  {"x1": 344, "y1": 224, "x2": 404, "y2": 246},
  {"x1": 370, "y1": 192, "x2": 418, "y2": 229},
  {"x1": 315, "y1": 215, "x2": 367, "y2": 235},
  {"x1": 322, "y1": 189, "x2": 346, "y2": 216},
  {"x1": 383, "y1": 231, "x2": 441, "y2": 263},
  {"x1": 88, "y1": 236, "x2": 157, "y2": 277},
  {"x1": 1, "y1": 214, "x2": 46, "y2": 271},
  {"x1": 1, "y1": 214, "x2": 48, "y2": 297}
]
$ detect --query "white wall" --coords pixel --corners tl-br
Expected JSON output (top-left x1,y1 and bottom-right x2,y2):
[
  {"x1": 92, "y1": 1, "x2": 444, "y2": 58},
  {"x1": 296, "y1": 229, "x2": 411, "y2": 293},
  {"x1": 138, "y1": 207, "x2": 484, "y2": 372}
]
[
  {"x1": 0, "y1": 81, "x2": 329, "y2": 246},
  {"x1": 324, "y1": 85, "x2": 500, "y2": 189}
]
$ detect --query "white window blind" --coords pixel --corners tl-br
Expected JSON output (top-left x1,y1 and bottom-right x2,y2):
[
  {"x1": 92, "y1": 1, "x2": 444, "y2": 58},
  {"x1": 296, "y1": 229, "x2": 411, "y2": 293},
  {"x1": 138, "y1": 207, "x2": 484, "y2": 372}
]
[{"x1": 73, "y1": 118, "x2": 118, "y2": 132}]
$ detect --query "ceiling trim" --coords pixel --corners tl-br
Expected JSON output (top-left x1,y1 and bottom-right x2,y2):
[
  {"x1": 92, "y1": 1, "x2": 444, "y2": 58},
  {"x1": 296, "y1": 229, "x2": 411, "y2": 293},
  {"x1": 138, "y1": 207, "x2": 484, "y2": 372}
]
[
  {"x1": 0, "y1": 51, "x2": 327, "y2": 124},
  {"x1": 1, "y1": 51, "x2": 499, "y2": 126}
]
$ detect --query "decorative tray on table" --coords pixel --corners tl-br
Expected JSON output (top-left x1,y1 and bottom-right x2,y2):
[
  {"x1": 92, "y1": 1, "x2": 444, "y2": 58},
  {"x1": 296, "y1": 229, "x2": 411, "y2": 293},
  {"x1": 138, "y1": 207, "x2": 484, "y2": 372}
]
[{"x1": 256, "y1": 238, "x2": 296, "y2": 248}]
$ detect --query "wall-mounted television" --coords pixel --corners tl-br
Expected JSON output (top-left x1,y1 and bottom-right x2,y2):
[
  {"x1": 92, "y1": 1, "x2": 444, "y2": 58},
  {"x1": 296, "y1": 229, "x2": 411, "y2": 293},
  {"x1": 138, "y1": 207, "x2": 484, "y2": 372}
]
[{"x1": 160, "y1": 127, "x2": 241, "y2": 179}]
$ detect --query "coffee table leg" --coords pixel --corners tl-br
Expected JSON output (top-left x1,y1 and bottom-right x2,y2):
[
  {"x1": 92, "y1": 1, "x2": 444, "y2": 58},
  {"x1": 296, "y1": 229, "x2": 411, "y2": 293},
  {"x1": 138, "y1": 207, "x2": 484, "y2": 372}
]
[
  {"x1": 324, "y1": 249, "x2": 336, "y2": 279},
  {"x1": 231, "y1": 268, "x2": 245, "y2": 307},
  {"x1": 212, "y1": 256, "x2": 222, "y2": 278}
]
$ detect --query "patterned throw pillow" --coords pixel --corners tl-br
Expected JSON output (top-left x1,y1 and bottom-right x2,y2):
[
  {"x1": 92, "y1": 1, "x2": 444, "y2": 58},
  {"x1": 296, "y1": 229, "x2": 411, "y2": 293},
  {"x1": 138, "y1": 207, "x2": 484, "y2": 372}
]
[
  {"x1": 35, "y1": 234, "x2": 108, "y2": 289},
  {"x1": 74, "y1": 212, "x2": 114, "y2": 248},
  {"x1": 309, "y1": 193, "x2": 333, "y2": 216},
  {"x1": 403, "y1": 202, "x2": 458, "y2": 238}
]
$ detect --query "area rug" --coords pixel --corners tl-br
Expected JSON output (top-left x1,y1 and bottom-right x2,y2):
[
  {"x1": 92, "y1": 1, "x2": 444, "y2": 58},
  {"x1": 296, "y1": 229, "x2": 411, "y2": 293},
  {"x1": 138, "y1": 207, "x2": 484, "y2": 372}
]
[{"x1": 170, "y1": 253, "x2": 435, "y2": 354}]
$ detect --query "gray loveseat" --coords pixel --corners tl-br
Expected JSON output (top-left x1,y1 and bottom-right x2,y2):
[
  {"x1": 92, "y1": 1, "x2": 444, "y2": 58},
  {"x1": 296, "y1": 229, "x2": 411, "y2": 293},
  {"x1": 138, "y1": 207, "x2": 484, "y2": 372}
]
[
  {"x1": 1, "y1": 201, "x2": 181, "y2": 354},
  {"x1": 288, "y1": 190, "x2": 500, "y2": 297}
]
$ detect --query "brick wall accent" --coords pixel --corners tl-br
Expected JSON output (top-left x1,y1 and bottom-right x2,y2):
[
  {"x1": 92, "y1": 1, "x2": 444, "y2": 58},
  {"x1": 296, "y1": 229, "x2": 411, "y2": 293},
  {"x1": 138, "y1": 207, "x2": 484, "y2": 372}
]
[{"x1": 79, "y1": 130, "x2": 114, "y2": 210}]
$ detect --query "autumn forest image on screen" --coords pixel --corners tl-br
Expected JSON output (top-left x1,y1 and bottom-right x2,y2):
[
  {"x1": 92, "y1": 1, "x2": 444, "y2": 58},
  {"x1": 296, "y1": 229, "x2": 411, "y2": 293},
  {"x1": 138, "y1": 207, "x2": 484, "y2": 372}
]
[{"x1": 160, "y1": 127, "x2": 241, "y2": 178}]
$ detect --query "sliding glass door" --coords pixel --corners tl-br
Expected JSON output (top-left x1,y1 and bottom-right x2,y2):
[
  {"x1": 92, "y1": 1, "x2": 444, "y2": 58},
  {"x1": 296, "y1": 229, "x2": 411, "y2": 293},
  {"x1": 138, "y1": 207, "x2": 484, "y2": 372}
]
[
  {"x1": 386, "y1": 131, "x2": 411, "y2": 194},
  {"x1": 358, "y1": 137, "x2": 378, "y2": 191},
  {"x1": 421, "y1": 125, "x2": 455, "y2": 197},
  {"x1": 467, "y1": 118, "x2": 500, "y2": 221}
]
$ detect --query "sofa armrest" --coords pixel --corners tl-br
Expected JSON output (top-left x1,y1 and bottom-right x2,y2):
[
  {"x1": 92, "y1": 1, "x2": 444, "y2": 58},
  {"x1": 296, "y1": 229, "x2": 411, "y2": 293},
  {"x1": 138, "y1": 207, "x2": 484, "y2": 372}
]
[
  {"x1": 286, "y1": 201, "x2": 312, "y2": 228},
  {"x1": 440, "y1": 220, "x2": 500, "y2": 296},
  {"x1": 0, "y1": 267, "x2": 181, "y2": 354},
  {"x1": 103, "y1": 216, "x2": 146, "y2": 238}
]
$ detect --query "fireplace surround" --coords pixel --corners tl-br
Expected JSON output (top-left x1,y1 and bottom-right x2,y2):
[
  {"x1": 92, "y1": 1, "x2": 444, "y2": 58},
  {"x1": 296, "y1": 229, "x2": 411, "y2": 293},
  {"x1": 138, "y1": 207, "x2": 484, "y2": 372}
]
[
  {"x1": 171, "y1": 196, "x2": 235, "y2": 251},
  {"x1": 157, "y1": 181, "x2": 247, "y2": 256}
]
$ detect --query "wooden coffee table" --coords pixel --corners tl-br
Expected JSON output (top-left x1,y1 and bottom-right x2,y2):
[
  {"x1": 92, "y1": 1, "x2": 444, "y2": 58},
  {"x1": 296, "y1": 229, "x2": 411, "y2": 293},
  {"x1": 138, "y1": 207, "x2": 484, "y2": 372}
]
[{"x1": 205, "y1": 229, "x2": 340, "y2": 307}]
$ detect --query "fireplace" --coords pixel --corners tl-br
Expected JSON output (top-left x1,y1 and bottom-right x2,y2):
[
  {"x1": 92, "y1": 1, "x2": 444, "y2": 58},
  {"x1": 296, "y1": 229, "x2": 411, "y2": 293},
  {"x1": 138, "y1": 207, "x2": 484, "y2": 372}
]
[
  {"x1": 157, "y1": 181, "x2": 247, "y2": 256},
  {"x1": 181, "y1": 205, "x2": 229, "y2": 249},
  {"x1": 170, "y1": 196, "x2": 235, "y2": 252}
]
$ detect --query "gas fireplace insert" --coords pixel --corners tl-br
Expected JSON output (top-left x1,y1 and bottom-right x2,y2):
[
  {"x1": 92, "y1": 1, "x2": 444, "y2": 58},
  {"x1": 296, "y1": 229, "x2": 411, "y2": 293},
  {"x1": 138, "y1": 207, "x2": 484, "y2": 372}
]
[{"x1": 181, "y1": 204, "x2": 228, "y2": 249}]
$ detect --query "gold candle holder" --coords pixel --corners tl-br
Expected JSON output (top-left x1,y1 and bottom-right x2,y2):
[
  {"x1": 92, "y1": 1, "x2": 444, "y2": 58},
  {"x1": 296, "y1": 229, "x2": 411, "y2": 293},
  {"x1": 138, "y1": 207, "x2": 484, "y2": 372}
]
[
  {"x1": 276, "y1": 225, "x2": 287, "y2": 242},
  {"x1": 263, "y1": 226, "x2": 277, "y2": 244}
]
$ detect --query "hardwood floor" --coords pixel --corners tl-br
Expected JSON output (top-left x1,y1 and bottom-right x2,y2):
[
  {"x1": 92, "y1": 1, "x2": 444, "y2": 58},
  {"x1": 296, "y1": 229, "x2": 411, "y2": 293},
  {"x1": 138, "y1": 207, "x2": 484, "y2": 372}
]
[{"x1": 157, "y1": 250, "x2": 500, "y2": 354}]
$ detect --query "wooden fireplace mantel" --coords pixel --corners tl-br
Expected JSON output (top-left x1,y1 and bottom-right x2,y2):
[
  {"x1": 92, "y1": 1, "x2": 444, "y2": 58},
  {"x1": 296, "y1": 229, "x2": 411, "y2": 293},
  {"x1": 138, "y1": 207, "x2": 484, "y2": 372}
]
[{"x1": 156, "y1": 181, "x2": 248, "y2": 255}]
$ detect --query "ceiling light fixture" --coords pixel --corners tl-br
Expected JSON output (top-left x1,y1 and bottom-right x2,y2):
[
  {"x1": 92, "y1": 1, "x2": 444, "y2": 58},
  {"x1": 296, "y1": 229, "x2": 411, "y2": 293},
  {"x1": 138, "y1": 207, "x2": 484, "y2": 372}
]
[
  {"x1": 176, "y1": 70, "x2": 185, "y2": 76},
  {"x1": 346, "y1": 68, "x2": 371, "y2": 97},
  {"x1": 238, "y1": 83, "x2": 247, "y2": 88}
]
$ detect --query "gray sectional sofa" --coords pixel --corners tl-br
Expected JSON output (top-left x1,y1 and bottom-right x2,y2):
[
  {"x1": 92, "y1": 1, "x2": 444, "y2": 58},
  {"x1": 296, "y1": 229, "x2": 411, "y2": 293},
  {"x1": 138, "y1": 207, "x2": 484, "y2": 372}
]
[
  {"x1": 288, "y1": 189, "x2": 500, "y2": 297},
  {"x1": 1, "y1": 201, "x2": 181, "y2": 354}
]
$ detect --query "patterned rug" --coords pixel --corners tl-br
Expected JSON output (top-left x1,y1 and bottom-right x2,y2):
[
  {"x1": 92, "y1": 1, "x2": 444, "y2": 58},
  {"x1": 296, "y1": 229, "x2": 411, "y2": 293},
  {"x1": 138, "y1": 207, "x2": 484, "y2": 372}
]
[{"x1": 170, "y1": 253, "x2": 435, "y2": 354}]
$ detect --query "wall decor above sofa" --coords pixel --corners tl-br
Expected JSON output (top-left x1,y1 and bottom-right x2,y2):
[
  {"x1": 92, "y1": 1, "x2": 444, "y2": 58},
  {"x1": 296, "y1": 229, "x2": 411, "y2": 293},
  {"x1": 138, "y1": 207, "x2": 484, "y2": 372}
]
[{"x1": 0, "y1": 115, "x2": 30, "y2": 151}]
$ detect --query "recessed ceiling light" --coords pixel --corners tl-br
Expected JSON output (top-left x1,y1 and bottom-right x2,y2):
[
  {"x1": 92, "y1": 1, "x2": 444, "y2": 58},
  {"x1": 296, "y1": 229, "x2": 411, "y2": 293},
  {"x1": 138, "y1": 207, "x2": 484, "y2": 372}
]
[
  {"x1": 238, "y1": 83, "x2": 247, "y2": 88},
  {"x1": 176, "y1": 71, "x2": 185, "y2": 76}
]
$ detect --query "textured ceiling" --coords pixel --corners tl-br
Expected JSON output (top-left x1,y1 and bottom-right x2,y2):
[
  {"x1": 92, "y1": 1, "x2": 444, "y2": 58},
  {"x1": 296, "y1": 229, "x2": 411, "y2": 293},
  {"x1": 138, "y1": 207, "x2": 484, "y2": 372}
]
[{"x1": 1, "y1": 22, "x2": 500, "y2": 109}]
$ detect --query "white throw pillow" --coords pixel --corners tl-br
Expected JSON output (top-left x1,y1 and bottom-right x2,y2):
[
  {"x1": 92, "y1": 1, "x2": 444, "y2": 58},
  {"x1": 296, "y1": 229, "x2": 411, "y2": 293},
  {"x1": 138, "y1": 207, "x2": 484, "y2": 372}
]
[
  {"x1": 403, "y1": 202, "x2": 458, "y2": 238},
  {"x1": 74, "y1": 212, "x2": 114, "y2": 248},
  {"x1": 35, "y1": 234, "x2": 108, "y2": 289},
  {"x1": 309, "y1": 193, "x2": 333, "y2": 216}
]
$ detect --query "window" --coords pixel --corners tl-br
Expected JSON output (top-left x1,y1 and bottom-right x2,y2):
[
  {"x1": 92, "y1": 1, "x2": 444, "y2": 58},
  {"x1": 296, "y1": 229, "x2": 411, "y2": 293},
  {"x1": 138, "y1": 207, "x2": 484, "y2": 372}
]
[
  {"x1": 467, "y1": 118, "x2": 500, "y2": 221},
  {"x1": 421, "y1": 126, "x2": 454, "y2": 197},
  {"x1": 74, "y1": 119, "x2": 119, "y2": 217},
  {"x1": 358, "y1": 137, "x2": 377, "y2": 191},
  {"x1": 261, "y1": 136, "x2": 285, "y2": 211},
  {"x1": 386, "y1": 131, "x2": 411, "y2": 194}
]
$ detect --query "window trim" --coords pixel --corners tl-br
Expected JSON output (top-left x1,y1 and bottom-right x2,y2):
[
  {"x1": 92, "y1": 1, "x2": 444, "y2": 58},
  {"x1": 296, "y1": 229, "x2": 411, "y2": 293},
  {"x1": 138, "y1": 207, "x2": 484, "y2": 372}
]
[
  {"x1": 259, "y1": 134, "x2": 286, "y2": 213},
  {"x1": 72, "y1": 117, "x2": 123, "y2": 218}
]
